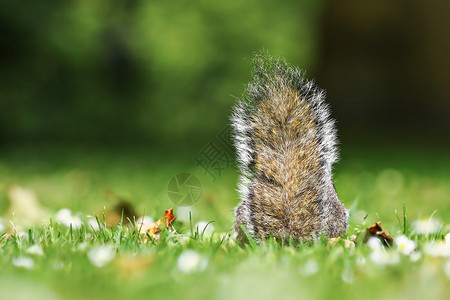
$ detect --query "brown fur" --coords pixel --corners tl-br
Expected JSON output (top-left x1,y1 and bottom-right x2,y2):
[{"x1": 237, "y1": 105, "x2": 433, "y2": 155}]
[{"x1": 232, "y1": 54, "x2": 348, "y2": 244}]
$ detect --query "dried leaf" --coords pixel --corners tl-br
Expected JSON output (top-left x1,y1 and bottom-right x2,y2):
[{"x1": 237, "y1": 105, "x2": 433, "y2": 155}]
[
  {"x1": 364, "y1": 222, "x2": 394, "y2": 247},
  {"x1": 164, "y1": 208, "x2": 176, "y2": 227},
  {"x1": 138, "y1": 208, "x2": 177, "y2": 243},
  {"x1": 148, "y1": 219, "x2": 162, "y2": 240}
]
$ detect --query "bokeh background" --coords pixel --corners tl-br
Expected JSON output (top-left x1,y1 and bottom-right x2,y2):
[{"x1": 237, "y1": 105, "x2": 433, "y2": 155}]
[{"x1": 0, "y1": 0, "x2": 449, "y2": 228}]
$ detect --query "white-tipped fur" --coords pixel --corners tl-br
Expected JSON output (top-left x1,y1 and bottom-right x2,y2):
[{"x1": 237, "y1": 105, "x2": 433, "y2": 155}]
[{"x1": 231, "y1": 53, "x2": 348, "y2": 243}]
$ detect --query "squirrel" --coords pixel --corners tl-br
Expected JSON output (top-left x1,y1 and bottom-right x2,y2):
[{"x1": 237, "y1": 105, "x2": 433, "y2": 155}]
[{"x1": 231, "y1": 53, "x2": 348, "y2": 244}]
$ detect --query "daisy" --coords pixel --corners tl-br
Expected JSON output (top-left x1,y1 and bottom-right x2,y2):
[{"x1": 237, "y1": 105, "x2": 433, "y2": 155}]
[
  {"x1": 177, "y1": 250, "x2": 208, "y2": 274},
  {"x1": 55, "y1": 208, "x2": 82, "y2": 229},
  {"x1": 423, "y1": 241, "x2": 450, "y2": 258},
  {"x1": 12, "y1": 256, "x2": 34, "y2": 269},
  {"x1": 176, "y1": 207, "x2": 195, "y2": 223},
  {"x1": 367, "y1": 237, "x2": 383, "y2": 251},
  {"x1": 168, "y1": 233, "x2": 191, "y2": 246},
  {"x1": 87, "y1": 218, "x2": 100, "y2": 231},
  {"x1": 26, "y1": 244, "x2": 44, "y2": 256},
  {"x1": 413, "y1": 218, "x2": 441, "y2": 235},
  {"x1": 136, "y1": 216, "x2": 155, "y2": 226},
  {"x1": 195, "y1": 221, "x2": 215, "y2": 237},
  {"x1": 394, "y1": 235, "x2": 416, "y2": 255},
  {"x1": 370, "y1": 249, "x2": 400, "y2": 266},
  {"x1": 87, "y1": 245, "x2": 116, "y2": 267}
]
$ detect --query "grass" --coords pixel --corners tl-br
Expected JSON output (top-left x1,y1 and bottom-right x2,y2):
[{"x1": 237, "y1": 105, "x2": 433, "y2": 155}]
[{"x1": 0, "y1": 144, "x2": 449, "y2": 299}]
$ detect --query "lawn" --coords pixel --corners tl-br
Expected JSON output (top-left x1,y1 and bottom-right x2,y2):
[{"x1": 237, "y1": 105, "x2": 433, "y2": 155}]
[{"x1": 0, "y1": 144, "x2": 449, "y2": 300}]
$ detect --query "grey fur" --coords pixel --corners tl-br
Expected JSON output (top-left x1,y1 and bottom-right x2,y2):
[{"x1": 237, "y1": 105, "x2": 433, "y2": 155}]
[{"x1": 231, "y1": 53, "x2": 348, "y2": 244}]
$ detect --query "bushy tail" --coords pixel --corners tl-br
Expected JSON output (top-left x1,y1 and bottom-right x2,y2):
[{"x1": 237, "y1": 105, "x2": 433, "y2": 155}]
[{"x1": 231, "y1": 54, "x2": 347, "y2": 243}]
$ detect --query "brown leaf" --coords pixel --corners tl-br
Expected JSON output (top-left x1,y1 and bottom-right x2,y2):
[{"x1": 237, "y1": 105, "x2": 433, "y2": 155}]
[
  {"x1": 138, "y1": 208, "x2": 177, "y2": 243},
  {"x1": 364, "y1": 221, "x2": 394, "y2": 248},
  {"x1": 148, "y1": 219, "x2": 162, "y2": 240},
  {"x1": 164, "y1": 208, "x2": 176, "y2": 227}
]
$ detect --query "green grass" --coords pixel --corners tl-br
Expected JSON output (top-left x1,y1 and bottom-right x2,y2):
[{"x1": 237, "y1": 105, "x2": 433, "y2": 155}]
[{"x1": 0, "y1": 145, "x2": 449, "y2": 299}]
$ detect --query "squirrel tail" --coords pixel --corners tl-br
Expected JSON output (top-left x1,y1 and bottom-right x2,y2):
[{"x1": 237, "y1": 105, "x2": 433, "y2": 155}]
[{"x1": 231, "y1": 53, "x2": 348, "y2": 243}]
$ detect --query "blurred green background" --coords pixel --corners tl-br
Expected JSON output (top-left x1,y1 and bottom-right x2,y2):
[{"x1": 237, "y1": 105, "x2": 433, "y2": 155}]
[
  {"x1": 1, "y1": 0, "x2": 448, "y2": 147},
  {"x1": 1, "y1": 2, "x2": 449, "y2": 299},
  {"x1": 0, "y1": 0, "x2": 449, "y2": 225}
]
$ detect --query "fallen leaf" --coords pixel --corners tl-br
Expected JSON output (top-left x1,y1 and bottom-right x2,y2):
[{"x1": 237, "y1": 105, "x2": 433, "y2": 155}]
[
  {"x1": 364, "y1": 222, "x2": 394, "y2": 248},
  {"x1": 164, "y1": 208, "x2": 176, "y2": 228},
  {"x1": 148, "y1": 219, "x2": 161, "y2": 240},
  {"x1": 138, "y1": 208, "x2": 177, "y2": 243},
  {"x1": 138, "y1": 219, "x2": 161, "y2": 242}
]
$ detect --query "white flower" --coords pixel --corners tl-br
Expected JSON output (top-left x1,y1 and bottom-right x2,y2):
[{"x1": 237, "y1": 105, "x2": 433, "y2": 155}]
[
  {"x1": 300, "y1": 259, "x2": 319, "y2": 276},
  {"x1": 176, "y1": 206, "x2": 195, "y2": 223},
  {"x1": 13, "y1": 231, "x2": 29, "y2": 246},
  {"x1": 55, "y1": 208, "x2": 82, "y2": 229},
  {"x1": 77, "y1": 242, "x2": 89, "y2": 252},
  {"x1": 87, "y1": 218, "x2": 100, "y2": 231},
  {"x1": 394, "y1": 235, "x2": 416, "y2": 255},
  {"x1": 26, "y1": 244, "x2": 44, "y2": 256},
  {"x1": 177, "y1": 250, "x2": 208, "y2": 274},
  {"x1": 211, "y1": 232, "x2": 234, "y2": 245},
  {"x1": 87, "y1": 245, "x2": 116, "y2": 267},
  {"x1": 12, "y1": 256, "x2": 34, "y2": 269},
  {"x1": 370, "y1": 249, "x2": 400, "y2": 266},
  {"x1": 177, "y1": 235, "x2": 192, "y2": 245},
  {"x1": 195, "y1": 221, "x2": 215, "y2": 237},
  {"x1": 445, "y1": 233, "x2": 450, "y2": 244},
  {"x1": 367, "y1": 237, "x2": 383, "y2": 251},
  {"x1": 424, "y1": 241, "x2": 450, "y2": 257},
  {"x1": 134, "y1": 216, "x2": 157, "y2": 235},
  {"x1": 136, "y1": 216, "x2": 154, "y2": 225},
  {"x1": 169, "y1": 233, "x2": 191, "y2": 246},
  {"x1": 413, "y1": 218, "x2": 441, "y2": 235}
]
